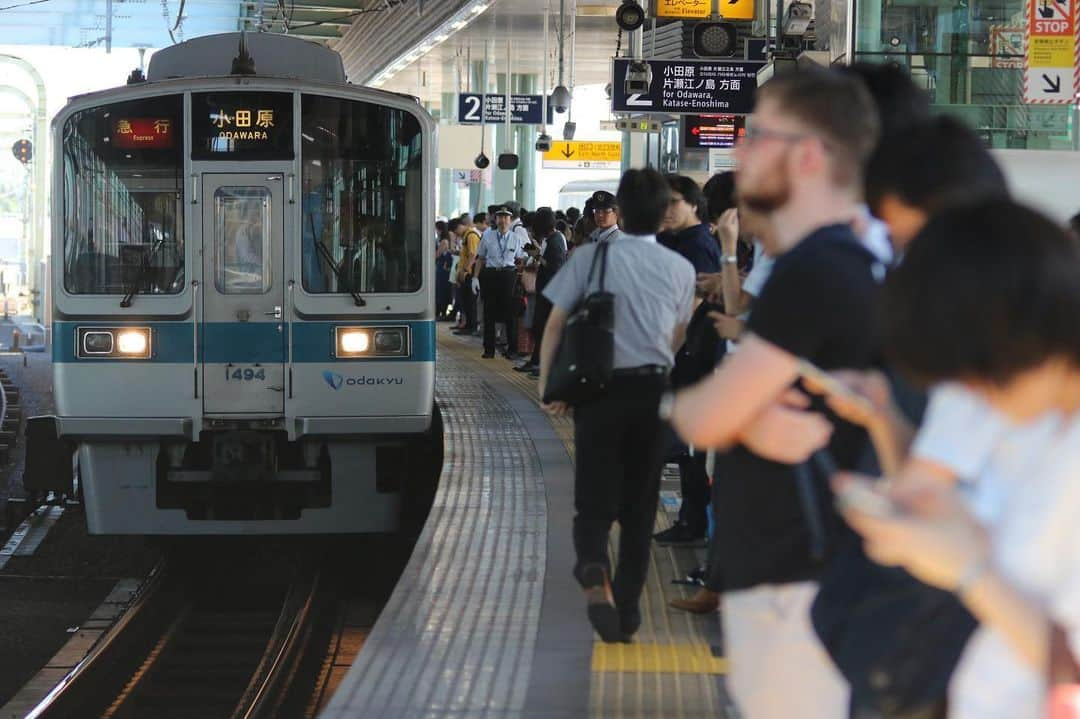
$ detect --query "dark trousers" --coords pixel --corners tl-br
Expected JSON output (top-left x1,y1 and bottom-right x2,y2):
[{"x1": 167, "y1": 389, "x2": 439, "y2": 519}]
[
  {"x1": 572, "y1": 374, "x2": 667, "y2": 617},
  {"x1": 528, "y1": 292, "x2": 553, "y2": 365},
  {"x1": 480, "y1": 267, "x2": 518, "y2": 355},
  {"x1": 676, "y1": 453, "x2": 709, "y2": 533},
  {"x1": 460, "y1": 279, "x2": 477, "y2": 329}
]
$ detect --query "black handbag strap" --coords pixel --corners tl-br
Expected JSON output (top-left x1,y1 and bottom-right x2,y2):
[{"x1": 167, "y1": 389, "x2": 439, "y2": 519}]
[{"x1": 586, "y1": 240, "x2": 611, "y2": 294}]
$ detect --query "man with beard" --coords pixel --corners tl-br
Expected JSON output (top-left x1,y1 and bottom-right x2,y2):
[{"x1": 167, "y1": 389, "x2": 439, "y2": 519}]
[{"x1": 664, "y1": 67, "x2": 884, "y2": 718}]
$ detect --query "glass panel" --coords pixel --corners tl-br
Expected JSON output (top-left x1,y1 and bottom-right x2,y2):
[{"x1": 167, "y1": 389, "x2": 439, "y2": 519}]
[
  {"x1": 214, "y1": 187, "x2": 271, "y2": 294},
  {"x1": 300, "y1": 95, "x2": 424, "y2": 294},
  {"x1": 854, "y1": 0, "x2": 1076, "y2": 149},
  {"x1": 62, "y1": 96, "x2": 184, "y2": 294}
]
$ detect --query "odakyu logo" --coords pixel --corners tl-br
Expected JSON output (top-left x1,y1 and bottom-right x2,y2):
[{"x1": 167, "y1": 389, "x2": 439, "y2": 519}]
[{"x1": 322, "y1": 371, "x2": 404, "y2": 390}]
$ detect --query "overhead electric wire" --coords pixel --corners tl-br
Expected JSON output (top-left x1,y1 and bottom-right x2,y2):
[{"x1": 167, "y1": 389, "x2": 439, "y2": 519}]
[{"x1": 0, "y1": 0, "x2": 53, "y2": 12}]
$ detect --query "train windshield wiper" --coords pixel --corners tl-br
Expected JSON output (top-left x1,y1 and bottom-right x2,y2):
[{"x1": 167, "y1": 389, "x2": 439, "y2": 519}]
[
  {"x1": 120, "y1": 239, "x2": 165, "y2": 308},
  {"x1": 309, "y1": 215, "x2": 366, "y2": 307}
]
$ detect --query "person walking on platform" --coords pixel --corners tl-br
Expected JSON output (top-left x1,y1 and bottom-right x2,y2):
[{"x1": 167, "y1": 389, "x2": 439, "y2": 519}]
[
  {"x1": 588, "y1": 191, "x2": 624, "y2": 244},
  {"x1": 475, "y1": 206, "x2": 527, "y2": 360},
  {"x1": 667, "y1": 67, "x2": 883, "y2": 718},
  {"x1": 539, "y1": 169, "x2": 695, "y2": 643}
]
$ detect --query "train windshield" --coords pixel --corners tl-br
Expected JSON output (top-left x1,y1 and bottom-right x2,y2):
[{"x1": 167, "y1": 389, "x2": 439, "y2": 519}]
[
  {"x1": 61, "y1": 95, "x2": 185, "y2": 296},
  {"x1": 300, "y1": 95, "x2": 424, "y2": 295}
]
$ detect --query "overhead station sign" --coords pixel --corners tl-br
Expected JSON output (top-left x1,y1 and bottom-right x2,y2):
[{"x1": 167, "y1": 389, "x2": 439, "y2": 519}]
[
  {"x1": 457, "y1": 93, "x2": 554, "y2": 125},
  {"x1": 542, "y1": 141, "x2": 622, "y2": 169},
  {"x1": 655, "y1": 0, "x2": 712, "y2": 18},
  {"x1": 1024, "y1": 0, "x2": 1080, "y2": 103},
  {"x1": 611, "y1": 59, "x2": 764, "y2": 115}
]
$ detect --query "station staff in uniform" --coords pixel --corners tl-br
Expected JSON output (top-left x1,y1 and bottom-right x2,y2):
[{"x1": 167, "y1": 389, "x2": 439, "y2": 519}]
[
  {"x1": 475, "y1": 206, "x2": 528, "y2": 359},
  {"x1": 539, "y1": 169, "x2": 696, "y2": 643},
  {"x1": 588, "y1": 191, "x2": 624, "y2": 243}
]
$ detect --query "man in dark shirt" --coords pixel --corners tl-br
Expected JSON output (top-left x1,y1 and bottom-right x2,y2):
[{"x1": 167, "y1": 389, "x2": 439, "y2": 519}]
[{"x1": 666, "y1": 67, "x2": 883, "y2": 719}]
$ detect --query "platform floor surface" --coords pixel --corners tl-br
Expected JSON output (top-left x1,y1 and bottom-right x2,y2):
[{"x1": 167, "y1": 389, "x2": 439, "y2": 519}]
[{"x1": 321, "y1": 326, "x2": 734, "y2": 718}]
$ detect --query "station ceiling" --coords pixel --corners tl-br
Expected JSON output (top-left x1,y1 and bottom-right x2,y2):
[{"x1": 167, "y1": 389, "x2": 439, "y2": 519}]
[{"x1": 0, "y1": 0, "x2": 621, "y2": 105}]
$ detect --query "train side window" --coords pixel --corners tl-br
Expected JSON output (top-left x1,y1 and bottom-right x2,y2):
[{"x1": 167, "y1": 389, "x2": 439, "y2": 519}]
[{"x1": 214, "y1": 187, "x2": 271, "y2": 294}]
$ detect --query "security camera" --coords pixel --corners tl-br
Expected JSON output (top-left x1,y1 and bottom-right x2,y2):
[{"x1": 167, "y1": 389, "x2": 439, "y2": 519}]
[
  {"x1": 563, "y1": 122, "x2": 577, "y2": 141},
  {"x1": 624, "y1": 60, "x2": 652, "y2": 95},
  {"x1": 551, "y1": 85, "x2": 571, "y2": 114},
  {"x1": 535, "y1": 133, "x2": 552, "y2": 152},
  {"x1": 475, "y1": 152, "x2": 490, "y2": 169},
  {"x1": 498, "y1": 153, "x2": 520, "y2": 170},
  {"x1": 615, "y1": 1, "x2": 645, "y2": 32},
  {"x1": 782, "y1": 1, "x2": 814, "y2": 37},
  {"x1": 604, "y1": 83, "x2": 613, "y2": 100}
]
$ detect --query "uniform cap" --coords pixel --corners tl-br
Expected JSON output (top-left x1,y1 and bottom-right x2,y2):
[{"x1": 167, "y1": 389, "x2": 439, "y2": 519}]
[
  {"x1": 493, "y1": 206, "x2": 513, "y2": 216},
  {"x1": 591, "y1": 191, "x2": 617, "y2": 210}
]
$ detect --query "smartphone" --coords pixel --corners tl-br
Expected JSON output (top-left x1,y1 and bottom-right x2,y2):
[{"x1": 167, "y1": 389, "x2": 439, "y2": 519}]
[{"x1": 835, "y1": 480, "x2": 897, "y2": 519}]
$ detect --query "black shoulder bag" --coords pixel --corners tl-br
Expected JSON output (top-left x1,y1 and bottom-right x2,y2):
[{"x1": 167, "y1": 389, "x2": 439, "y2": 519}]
[{"x1": 542, "y1": 241, "x2": 614, "y2": 405}]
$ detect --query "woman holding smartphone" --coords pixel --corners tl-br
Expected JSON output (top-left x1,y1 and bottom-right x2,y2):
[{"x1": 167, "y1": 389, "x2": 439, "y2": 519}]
[{"x1": 839, "y1": 199, "x2": 1080, "y2": 719}]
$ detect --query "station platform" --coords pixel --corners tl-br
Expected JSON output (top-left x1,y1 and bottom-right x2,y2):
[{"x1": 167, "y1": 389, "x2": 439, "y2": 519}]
[{"x1": 322, "y1": 326, "x2": 735, "y2": 718}]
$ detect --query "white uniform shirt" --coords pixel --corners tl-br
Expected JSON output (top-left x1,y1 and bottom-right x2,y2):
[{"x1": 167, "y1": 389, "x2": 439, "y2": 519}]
[{"x1": 477, "y1": 227, "x2": 527, "y2": 269}]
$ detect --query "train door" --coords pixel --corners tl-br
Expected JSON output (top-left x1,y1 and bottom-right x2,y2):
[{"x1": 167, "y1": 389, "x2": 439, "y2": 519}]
[{"x1": 200, "y1": 174, "x2": 286, "y2": 415}]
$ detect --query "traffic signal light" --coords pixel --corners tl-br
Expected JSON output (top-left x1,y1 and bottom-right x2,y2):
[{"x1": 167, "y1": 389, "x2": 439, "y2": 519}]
[
  {"x1": 11, "y1": 139, "x2": 31, "y2": 165},
  {"x1": 693, "y1": 22, "x2": 737, "y2": 57}
]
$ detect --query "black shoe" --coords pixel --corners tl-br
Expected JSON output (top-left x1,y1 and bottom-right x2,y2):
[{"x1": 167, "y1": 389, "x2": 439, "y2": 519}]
[
  {"x1": 513, "y1": 362, "x2": 537, "y2": 372},
  {"x1": 580, "y1": 564, "x2": 630, "y2": 644},
  {"x1": 481, "y1": 351, "x2": 495, "y2": 359},
  {"x1": 529, "y1": 367, "x2": 540, "y2": 378},
  {"x1": 503, "y1": 351, "x2": 518, "y2": 360},
  {"x1": 653, "y1": 522, "x2": 707, "y2": 547},
  {"x1": 453, "y1": 327, "x2": 475, "y2": 335}
]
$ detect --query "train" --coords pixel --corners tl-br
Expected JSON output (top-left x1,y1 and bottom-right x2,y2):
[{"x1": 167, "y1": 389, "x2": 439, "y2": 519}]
[{"x1": 24, "y1": 31, "x2": 444, "y2": 535}]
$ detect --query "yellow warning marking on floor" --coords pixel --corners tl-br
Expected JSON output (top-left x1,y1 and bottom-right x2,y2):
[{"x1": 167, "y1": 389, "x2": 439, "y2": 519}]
[{"x1": 591, "y1": 643, "x2": 728, "y2": 674}]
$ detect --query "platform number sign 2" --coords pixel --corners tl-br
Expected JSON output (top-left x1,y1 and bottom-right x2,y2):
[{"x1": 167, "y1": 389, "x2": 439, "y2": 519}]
[{"x1": 461, "y1": 95, "x2": 484, "y2": 123}]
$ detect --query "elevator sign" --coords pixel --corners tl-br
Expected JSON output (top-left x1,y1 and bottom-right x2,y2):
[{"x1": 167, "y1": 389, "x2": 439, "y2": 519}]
[{"x1": 1024, "y1": 0, "x2": 1080, "y2": 103}]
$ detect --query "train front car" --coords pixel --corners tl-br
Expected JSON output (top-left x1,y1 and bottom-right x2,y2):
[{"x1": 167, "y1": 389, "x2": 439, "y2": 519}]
[{"x1": 28, "y1": 33, "x2": 442, "y2": 535}]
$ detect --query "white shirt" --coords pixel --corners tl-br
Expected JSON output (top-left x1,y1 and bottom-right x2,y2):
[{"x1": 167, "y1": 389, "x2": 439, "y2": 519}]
[
  {"x1": 477, "y1": 227, "x2": 527, "y2": 269},
  {"x1": 947, "y1": 411, "x2": 1080, "y2": 719}
]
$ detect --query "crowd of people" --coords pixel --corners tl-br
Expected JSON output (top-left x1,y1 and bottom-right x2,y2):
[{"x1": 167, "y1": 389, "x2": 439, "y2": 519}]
[{"x1": 434, "y1": 62, "x2": 1080, "y2": 719}]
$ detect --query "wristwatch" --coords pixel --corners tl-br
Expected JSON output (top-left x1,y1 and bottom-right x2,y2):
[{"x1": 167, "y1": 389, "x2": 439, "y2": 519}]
[
  {"x1": 721, "y1": 255, "x2": 739, "y2": 265},
  {"x1": 658, "y1": 391, "x2": 676, "y2": 421}
]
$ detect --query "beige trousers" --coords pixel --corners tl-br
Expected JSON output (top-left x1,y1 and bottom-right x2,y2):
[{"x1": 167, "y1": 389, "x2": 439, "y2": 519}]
[{"x1": 722, "y1": 581, "x2": 849, "y2": 719}]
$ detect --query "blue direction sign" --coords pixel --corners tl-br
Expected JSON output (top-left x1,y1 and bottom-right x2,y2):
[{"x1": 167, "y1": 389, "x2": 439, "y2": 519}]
[
  {"x1": 611, "y1": 59, "x2": 765, "y2": 115},
  {"x1": 457, "y1": 93, "x2": 554, "y2": 125}
]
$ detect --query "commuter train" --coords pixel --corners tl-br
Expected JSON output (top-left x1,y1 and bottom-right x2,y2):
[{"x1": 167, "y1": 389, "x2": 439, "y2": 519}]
[{"x1": 25, "y1": 32, "x2": 443, "y2": 534}]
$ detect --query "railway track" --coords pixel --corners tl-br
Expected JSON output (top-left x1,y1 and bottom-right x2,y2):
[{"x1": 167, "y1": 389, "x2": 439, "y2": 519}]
[{"x1": 24, "y1": 553, "x2": 347, "y2": 719}]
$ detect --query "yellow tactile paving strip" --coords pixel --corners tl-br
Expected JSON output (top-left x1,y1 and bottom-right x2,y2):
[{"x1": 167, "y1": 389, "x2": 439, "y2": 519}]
[
  {"x1": 439, "y1": 326, "x2": 732, "y2": 717},
  {"x1": 592, "y1": 643, "x2": 729, "y2": 674}
]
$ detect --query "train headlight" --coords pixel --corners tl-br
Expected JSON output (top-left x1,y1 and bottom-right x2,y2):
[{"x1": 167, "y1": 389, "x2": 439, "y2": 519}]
[
  {"x1": 117, "y1": 329, "x2": 150, "y2": 356},
  {"x1": 77, "y1": 327, "x2": 152, "y2": 359},
  {"x1": 373, "y1": 329, "x2": 405, "y2": 354},
  {"x1": 82, "y1": 331, "x2": 115, "y2": 355},
  {"x1": 334, "y1": 326, "x2": 410, "y2": 358},
  {"x1": 337, "y1": 328, "x2": 371, "y2": 356}
]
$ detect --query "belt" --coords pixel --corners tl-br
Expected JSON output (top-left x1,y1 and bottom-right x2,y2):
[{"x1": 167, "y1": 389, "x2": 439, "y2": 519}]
[
  {"x1": 612, "y1": 365, "x2": 668, "y2": 377},
  {"x1": 482, "y1": 266, "x2": 516, "y2": 272}
]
